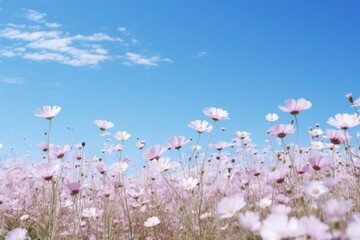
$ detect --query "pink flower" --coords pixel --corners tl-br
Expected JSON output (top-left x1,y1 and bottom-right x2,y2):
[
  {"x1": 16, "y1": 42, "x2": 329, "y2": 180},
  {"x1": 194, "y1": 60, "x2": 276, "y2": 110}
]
[
  {"x1": 49, "y1": 144, "x2": 71, "y2": 159},
  {"x1": 150, "y1": 157, "x2": 172, "y2": 172},
  {"x1": 96, "y1": 162, "x2": 107, "y2": 175},
  {"x1": 5, "y1": 228, "x2": 28, "y2": 240},
  {"x1": 299, "y1": 215, "x2": 331, "y2": 240},
  {"x1": 34, "y1": 163, "x2": 61, "y2": 181},
  {"x1": 347, "y1": 214, "x2": 360, "y2": 240},
  {"x1": 322, "y1": 198, "x2": 352, "y2": 223},
  {"x1": 234, "y1": 131, "x2": 251, "y2": 140},
  {"x1": 188, "y1": 120, "x2": 213, "y2": 133},
  {"x1": 353, "y1": 97, "x2": 360, "y2": 107},
  {"x1": 209, "y1": 141, "x2": 230, "y2": 151},
  {"x1": 217, "y1": 195, "x2": 246, "y2": 219},
  {"x1": 304, "y1": 180, "x2": 328, "y2": 198},
  {"x1": 166, "y1": 135, "x2": 190, "y2": 150},
  {"x1": 136, "y1": 139, "x2": 146, "y2": 150},
  {"x1": 93, "y1": 120, "x2": 114, "y2": 131},
  {"x1": 144, "y1": 216, "x2": 160, "y2": 227},
  {"x1": 142, "y1": 145, "x2": 166, "y2": 161},
  {"x1": 67, "y1": 182, "x2": 81, "y2": 196},
  {"x1": 327, "y1": 113, "x2": 360, "y2": 130},
  {"x1": 114, "y1": 131, "x2": 131, "y2": 141},
  {"x1": 268, "y1": 124, "x2": 295, "y2": 138},
  {"x1": 279, "y1": 98, "x2": 312, "y2": 115},
  {"x1": 182, "y1": 177, "x2": 199, "y2": 190},
  {"x1": 238, "y1": 211, "x2": 261, "y2": 232},
  {"x1": 325, "y1": 129, "x2": 351, "y2": 145},
  {"x1": 260, "y1": 213, "x2": 302, "y2": 240},
  {"x1": 35, "y1": 105, "x2": 61, "y2": 120},
  {"x1": 203, "y1": 107, "x2": 229, "y2": 121},
  {"x1": 308, "y1": 155, "x2": 329, "y2": 171},
  {"x1": 265, "y1": 113, "x2": 279, "y2": 122}
]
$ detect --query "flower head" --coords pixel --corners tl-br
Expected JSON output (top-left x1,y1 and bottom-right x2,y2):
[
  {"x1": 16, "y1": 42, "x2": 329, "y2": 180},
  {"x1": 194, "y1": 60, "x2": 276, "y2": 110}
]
[
  {"x1": 268, "y1": 124, "x2": 294, "y2": 138},
  {"x1": 265, "y1": 113, "x2": 279, "y2": 122},
  {"x1": 114, "y1": 131, "x2": 131, "y2": 141},
  {"x1": 327, "y1": 113, "x2": 360, "y2": 130},
  {"x1": 260, "y1": 213, "x2": 302, "y2": 240},
  {"x1": 142, "y1": 145, "x2": 166, "y2": 161},
  {"x1": 299, "y1": 215, "x2": 331, "y2": 240},
  {"x1": 182, "y1": 177, "x2": 198, "y2": 190},
  {"x1": 309, "y1": 155, "x2": 329, "y2": 171},
  {"x1": 279, "y1": 98, "x2": 312, "y2": 115},
  {"x1": 203, "y1": 107, "x2": 229, "y2": 121},
  {"x1": 304, "y1": 180, "x2": 328, "y2": 199},
  {"x1": 67, "y1": 182, "x2": 81, "y2": 196},
  {"x1": 144, "y1": 216, "x2": 160, "y2": 227},
  {"x1": 5, "y1": 228, "x2": 28, "y2": 240},
  {"x1": 166, "y1": 135, "x2": 190, "y2": 150},
  {"x1": 188, "y1": 120, "x2": 213, "y2": 133},
  {"x1": 217, "y1": 195, "x2": 246, "y2": 219},
  {"x1": 94, "y1": 120, "x2": 114, "y2": 131},
  {"x1": 35, "y1": 105, "x2": 61, "y2": 120},
  {"x1": 322, "y1": 198, "x2": 352, "y2": 223},
  {"x1": 326, "y1": 129, "x2": 351, "y2": 145},
  {"x1": 238, "y1": 211, "x2": 261, "y2": 232}
]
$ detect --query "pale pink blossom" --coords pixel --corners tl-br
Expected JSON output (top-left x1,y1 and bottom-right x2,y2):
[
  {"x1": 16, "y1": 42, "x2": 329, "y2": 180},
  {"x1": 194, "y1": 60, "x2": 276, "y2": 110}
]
[
  {"x1": 238, "y1": 211, "x2": 261, "y2": 232},
  {"x1": 49, "y1": 144, "x2": 71, "y2": 159},
  {"x1": 353, "y1": 97, "x2": 360, "y2": 107},
  {"x1": 82, "y1": 207, "x2": 102, "y2": 218},
  {"x1": 166, "y1": 135, "x2": 190, "y2": 150},
  {"x1": 322, "y1": 198, "x2": 352, "y2": 223},
  {"x1": 347, "y1": 214, "x2": 360, "y2": 240},
  {"x1": 327, "y1": 113, "x2": 360, "y2": 130},
  {"x1": 34, "y1": 163, "x2": 61, "y2": 181},
  {"x1": 311, "y1": 141, "x2": 324, "y2": 150},
  {"x1": 326, "y1": 129, "x2": 351, "y2": 145},
  {"x1": 217, "y1": 195, "x2": 246, "y2": 219},
  {"x1": 304, "y1": 180, "x2": 327, "y2": 199},
  {"x1": 112, "y1": 161, "x2": 128, "y2": 173},
  {"x1": 136, "y1": 139, "x2": 146, "y2": 149},
  {"x1": 114, "y1": 131, "x2": 131, "y2": 141},
  {"x1": 260, "y1": 213, "x2": 302, "y2": 240},
  {"x1": 149, "y1": 157, "x2": 172, "y2": 172},
  {"x1": 5, "y1": 228, "x2": 28, "y2": 240},
  {"x1": 265, "y1": 113, "x2": 279, "y2": 122},
  {"x1": 268, "y1": 168, "x2": 288, "y2": 184},
  {"x1": 96, "y1": 162, "x2": 107, "y2": 175},
  {"x1": 35, "y1": 105, "x2": 61, "y2": 120},
  {"x1": 279, "y1": 98, "x2": 312, "y2": 115},
  {"x1": 309, "y1": 155, "x2": 329, "y2": 171},
  {"x1": 142, "y1": 145, "x2": 166, "y2": 161},
  {"x1": 203, "y1": 107, "x2": 229, "y2": 121},
  {"x1": 144, "y1": 216, "x2": 160, "y2": 227},
  {"x1": 209, "y1": 141, "x2": 230, "y2": 151},
  {"x1": 188, "y1": 120, "x2": 213, "y2": 133},
  {"x1": 234, "y1": 131, "x2": 251, "y2": 139},
  {"x1": 67, "y1": 182, "x2": 81, "y2": 196},
  {"x1": 299, "y1": 215, "x2": 331, "y2": 240},
  {"x1": 182, "y1": 177, "x2": 199, "y2": 190},
  {"x1": 309, "y1": 128, "x2": 323, "y2": 137},
  {"x1": 268, "y1": 124, "x2": 295, "y2": 138},
  {"x1": 258, "y1": 197, "x2": 272, "y2": 209},
  {"x1": 94, "y1": 120, "x2": 115, "y2": 131}
]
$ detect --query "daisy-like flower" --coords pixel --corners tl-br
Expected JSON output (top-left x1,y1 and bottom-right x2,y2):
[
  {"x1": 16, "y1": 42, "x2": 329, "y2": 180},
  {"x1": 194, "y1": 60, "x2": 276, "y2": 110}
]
[
  {"x1": 136, "y1": 139, "x2": 146, "y2": 150},
  {"x1": 217, "y1": 195, "x2": 246, "y2": 219},
  {"x1": 311, "y1": 141, "x2": 324, "y2": 150},
  {"x1": 234, "y1": 131, "x2": 251, "y2": 140},
  {"x1": 347, "y1": 214, "x2": 360, "y2": 240},
  {"x1": 96, "y1": 162, "x2": 107, "y2": 175},
  {"x1": 203, "y1": 107, "x2": 229, "y2": 121},
  {"x1": 354, "y1": 97, "x2": 360, "y2": 107},
  {"x1": 309, "y1": 128, "x2": 324, "y2": 137},
  {"x1": 67, "y1": 182, "x2": 81, "y2": 196},
  {"x1": 149, "y1": 157, "x2": 172, "y2": 172},
  {"x1": 35, "y1": 105, "x2": 61, "y2": 120},
  {"x1": 209, "y1": 141, "x2": 230, "y2": 151},
  {"x1": 238, "y1": 211, "x2": 261, "y2": 232},
  {"x1": 325, "y1": 129, "x2": 351, "y2": 145},
  {"x1": 188, "y1": 120, "x2": 213, "y2": 133},
  {"x1": 93, "y1": 120, "x2": 114, "y2": 131},
  {"x1": 268, "y1": 124, "x2": 295, "y2": 138},
  {"x1": 35, "y1": 163, "x2": 61, "y2": 181},
  {"x1": 5, "y1": 228, "x2": 28, "y2": 240},
  {"x1": 279, "y1": 98, "x2": 312, "y2": 115},
  {"x1": 112, "y1": 161, "x2": 128, "y2": 173},
  {"x1": 304, "y1": 180, "x2": 328, "y2": 199},
  {"x1": 182, "y1": 177, "x2": 199, "y2": 190},
  {"x1": 265, "y1": 113, "x2": 279, "y2": 122},
  {"x1": 299, "y1": 215, "x2": 332, "y2": 240},
  {"x1": 322, "y1": 198, "x2": 352, "y2": 223},
  {"x1": 327, "y1": 113, "x2": 360, "y2": 130},
  {"x1": 309, "y1": 155, "x2": 329, "y2": 171},
  {"x1": 114, "y1": 131, "x2": 131, "y2": 141},
  {"x1": 82, "y1": 208, "x2": 102, "y2": 218},
  {"x1": 49, "y1": 144, "x2": 71, "y2": 159},
  {"x1": 260, "y1": 213, "x2": 302, "y2": 240},
  {"x1": 258, "y1": 198, "x2": 272, "y2": 209},
  {"x1": 142, "y1": 145, "x2": 166, "y2": 161},
  {"x1": 144, "y1": 216, "x2": 160, "y2": 227},
  {"x1": 167, "y1": 135, "x2": 190, "y2": 150}
]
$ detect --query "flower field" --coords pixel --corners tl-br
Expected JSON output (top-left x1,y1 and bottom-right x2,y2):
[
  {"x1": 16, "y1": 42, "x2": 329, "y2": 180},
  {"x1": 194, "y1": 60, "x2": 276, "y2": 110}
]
[{"x1": 1, "y1": 96, "x2": 360, "y2": 240}]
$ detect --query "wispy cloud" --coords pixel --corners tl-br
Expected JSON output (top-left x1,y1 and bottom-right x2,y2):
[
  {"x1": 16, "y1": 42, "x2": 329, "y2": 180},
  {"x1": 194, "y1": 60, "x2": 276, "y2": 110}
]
[
  {"x1": 0, "y1": 9, "x2": 171, "y2": 68},
  {"x1": 1, "y1": 78, "x2": 25, "y2": 84},
  {"x1": 196, "y1": 51, "x2": 208, "y2": 58},
  {"x1": 124, "y1": 52, "x2": 172, "y2": 67}
]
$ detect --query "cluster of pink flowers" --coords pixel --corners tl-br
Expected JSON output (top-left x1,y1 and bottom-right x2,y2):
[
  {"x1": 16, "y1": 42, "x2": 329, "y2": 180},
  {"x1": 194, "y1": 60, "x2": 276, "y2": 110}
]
[{"x1": 0, "y1": 96, "x2": 360, "y2": 240}]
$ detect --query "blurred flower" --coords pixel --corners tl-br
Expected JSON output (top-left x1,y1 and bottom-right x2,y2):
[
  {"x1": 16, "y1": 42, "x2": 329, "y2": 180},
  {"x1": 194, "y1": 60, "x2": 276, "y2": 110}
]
[
  {"x1": 258, "y1": 198, "x2": 272, "y2": 209},
  {"x1": 260, "y1": 213, "x2": 302, "y2": 240},
  {"x1": 82, "y1": 208, "x2": 102, "y2": 218},
  {"x1": 149, "y1": 157, "x2": 172, "y2": 172},
  {"x1": 144, "y1": 216, "x2": 160, "y2": 227},
  {"x1": 114, "y1": 131, "x2": 131, "y2": 141},
  {"x1": 5, "y1": 228, "x2": 28, "y2": 240},
  {"x1": 354, "y1": 97, "x2": 360, "y2": 107},
  {"x1": 182, "y1": 177, "x2": 198, "y2": 190},
  {"x1": 217, "y1": 195, "x2": 246, "y2": 219},
  {"x1": 35, "y1": 105, "x2": 61, "y2": 120},
  {"x1": 209, "y1": 141, "x2": 230, "y2": 151},
  {"x1": 304, "y1": 180, "x2": 327, "y2": 199},
  {"x1": 326, "y1": 129, "x2": 351, "y2": 145},
  {"x1": 166, "y1": 135, "x2": 190, "y2": 150},
  {"x1": 188, "y1": 120, "x2": 213, "y2": 133},
  {"x1": 142, "y1": 145, "x2": 166, "y2": 161},
  {"x1": 311, "y1": 141, "x2": 324, "y2": 150},
  {"x1": 347, "y1": 214, "x2": 360, "y2": 240},
  {"x1": 309, "y1": 128, "x2": 323, "y2": 137},
  {"x1": 299, "y1": 215, "x2": 331, "y2": 240},
  {"x1": 327, "y1": 113, "x2": 360, "y2": 130},
  {"x1": 279, "y1": 98, "x2": 312, "y2": 115},
  {"x1": 238, "y1": 211, "x2": 261, "y2": 232},
  {"x1": 136, "y1": 140, "x2": 146, "y2": 150},
  {"x1": 322, "y1": 198, "x2": 352, "y2": 223},
  {"x1": 112, "y1": 162, "x2": 128, "y2": 173},
  {"x1": 234, "y1": 131, "x2": 251, "y2": 140},
  {"x1": 265, "y1": 113, "x2": 279, "y2": 122},
  {"x1": 268, "y1": 124, "x2": 294, "y2": 138},
  {"x1": 93, "y1": 120, "x2": 114, "y2": 131},
  {"x1": 203, "y1": 107, "x2": 229, "y2": 121},
  {"x1": 50, "y1": 144, "x2": 71, "y2": 159}
]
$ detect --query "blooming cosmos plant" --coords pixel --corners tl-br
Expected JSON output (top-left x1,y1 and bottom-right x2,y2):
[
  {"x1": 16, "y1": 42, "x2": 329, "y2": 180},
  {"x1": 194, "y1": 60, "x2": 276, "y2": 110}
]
[
  {"x1": 203, "y1": 107, "x2": 229, "y2": 121},
  {"x1": 35, "y1": 105, "x2": 61, "y2": 120},
  {"x1": 279, "y1": 98, "x2": 312, "y2": 115}
]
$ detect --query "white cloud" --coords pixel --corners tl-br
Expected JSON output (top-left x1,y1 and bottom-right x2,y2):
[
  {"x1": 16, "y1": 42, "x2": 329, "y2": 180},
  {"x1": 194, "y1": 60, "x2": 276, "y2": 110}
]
[
  {"x1": 196, "y1": 51, "x2": 208, "y2": 57},
  {"x1": 0, "y1": 28, "x2": 60, "y2": 41},
  {"x1": 26, "y1": 9, "x2": 46, "y2": 22},
  {"x1": 118, "y1": 27, "x2": 127, "y2": 33},
  {"x1": 124, "y1": 52, "x2": 171, "y2": 67},
  {"x1": 1, "y1": 78, "x2": 25, "y2": 84}
]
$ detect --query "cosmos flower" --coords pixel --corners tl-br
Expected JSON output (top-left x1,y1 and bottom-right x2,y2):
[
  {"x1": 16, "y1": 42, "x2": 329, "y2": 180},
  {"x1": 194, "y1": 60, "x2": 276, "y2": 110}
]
[
  {"x1": 166, "y1": 135, "x2": 190, "y2": 150},
  {"x1": 234, "y1": 131, "x2": 251, "y2": 140},
  {"x1": 322, "y1": 198, "x2": 352, "y2": 223},
  {"x1": 327, "y1": 113, "x2": 360, "y2": 130},
  {"x1": 308, "y1": 155, "x2": 329, "y2": 171},
  {"x1": 182, "y1": 177, "x2": 199, "y2": 190},
  {"x1": 238, "y1": 211, "x2": 261, "y2": 232},
  {"x1": 268, "y1": 124, "x2": 295, "y2": 138},
  {"x1": 142, "y1": 145, "x2": 166, "y2": 161},
  {"x1": 34, "y1": 163, "x2": 61, "y2": 181},
  {"x1": 265, "y1": 113, "x2": 279, "y2": 122},
  {"x1": 203, "y1": 107, "x2": 229, "y2": 121},
  {"x1": 304, "y1": 181, "x2": 328, "y2": 199},
  {"x1": 325, "y1": 129, "x2": 351, "y2": 145},
  {"x1": 347, "y1": 214, "x2": 360, "y2": 240},
  {"x1": 82, "y1": 208, "x2": 102, "y2": 218},
  {"x1": 209, "y1": 141, "x2": 230, "y2": 151},
  {"x1": 260, "y1": 213, "x2": 302, "y2": 240},
  {"x1": 114, "y1": 131, "x2": 131, "y2": 141},
  {"x1": 188, "y1": 120, "x2": 213, "y2": 133},
  {"x1": 149, "y1": 157, "x2": 172, "y2": 172},
  {"x1": 311, "y1": 141, "x2": 324, "y2": 150},
  {"x1": 144, "y1": 216, "x2": 161, "y2": 227},
  {"x1": 217, "y1": 195, "x2": 246, "y2": 219},
  {"x1": 5, "y1": 228, "x2": 28, "y2": 240},
  {"x1": 309, "y1": 128, "x2": 323, "y2": 137},
  {"x1": 35, "y1": 105, "x2": 61, "y2": 120},
  {"x1": 93, "y1": 120, "x2": 115, "y2": 131},
  {"x1": 279, "y1": 98, "x2": 312, "y2": 115},
  {"x1": 299, "y1": 215, "x2": 332, "y2": 240},
  {"x1": 49, "y1": 144, "x2": 71, "y2": 159},
  {"x1": 67, "y1": 182, "x2": 81, "y2": 196}
]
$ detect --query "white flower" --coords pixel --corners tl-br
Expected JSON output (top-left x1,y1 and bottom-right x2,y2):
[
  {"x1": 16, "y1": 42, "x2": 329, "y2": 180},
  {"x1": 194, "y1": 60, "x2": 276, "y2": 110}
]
[
  {"x1": 260, "y1": 213, "x2": 302, "y2": 240},
  {"x1": 304, "y1": 181, "x2": 328, "y2": 199},
  {"x1": 114, "y1": 131, "x2": 131, "y2": 141},
  {"x1": 35, "y1": 105, "x2": 61, "y2": 120},
  {"x1": 217, "y1": 195, "x2": 246, "y2": 219},
  {"x1": 238, "y1": 211, "x2": 261, "y2": 232},
  {"x1": 82, "y1": 208, "x2": 102, "y2": 218},
  {"x1": 347, "y1": 214, "x2": 360, "y2": 240},
  {"x1": 258, "y1": 197, "x2": 272, "y2": 209},
  {"x1": 311, "y1": 141, "x2": 324, "y2": 150},
  {"x1": 182, "y1": 177, "x2": 198, "y2": 190},
  {"x1": 144, "y1": 216, "x2": 160, "y2": 227},
  {"x1": 200, "y1": 212, "x2": 212, "y2": 219},
  {"x1": 266, "y1": 113, "x2": 279, "y2": 122},
  {"x1": 5, "y1": 228, "x2": 28, "y2": 240},
  {"x1": 113, "y1": 162, "x2": 128, "y2": 173},
  {"x1": 150, "y1": 158, "x2": 172, "y2": 172}
]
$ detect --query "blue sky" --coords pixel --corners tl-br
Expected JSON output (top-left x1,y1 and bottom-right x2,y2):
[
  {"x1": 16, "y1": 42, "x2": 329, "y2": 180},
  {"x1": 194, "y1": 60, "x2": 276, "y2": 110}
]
[{"x1": 0, "y1": 1, "x2": 359, "y2": 162}]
